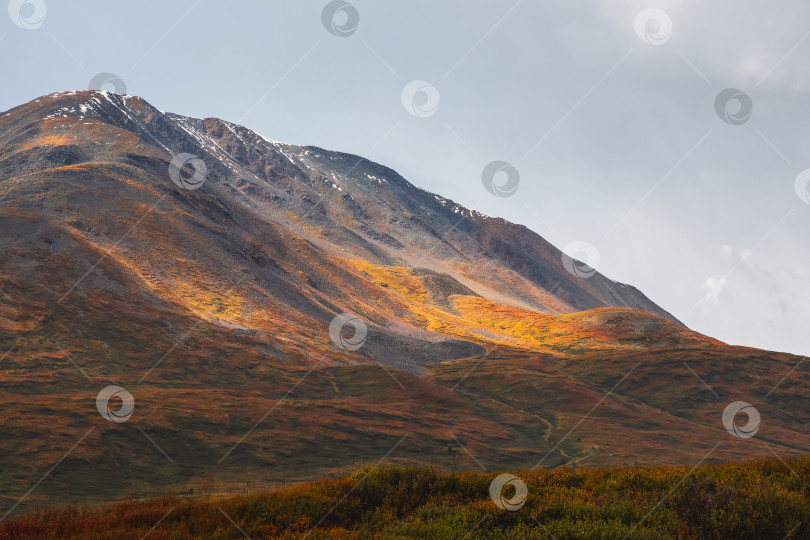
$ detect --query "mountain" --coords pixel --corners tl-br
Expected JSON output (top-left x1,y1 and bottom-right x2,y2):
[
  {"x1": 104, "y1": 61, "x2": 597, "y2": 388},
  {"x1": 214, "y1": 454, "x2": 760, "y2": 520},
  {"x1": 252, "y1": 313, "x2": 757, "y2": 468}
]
[
  {"x1": 0, "y1": 90, "x2": 681, "y2": 372},
  {"x1": 0, "y1": 91, "x2": 807, "y2": 515}
]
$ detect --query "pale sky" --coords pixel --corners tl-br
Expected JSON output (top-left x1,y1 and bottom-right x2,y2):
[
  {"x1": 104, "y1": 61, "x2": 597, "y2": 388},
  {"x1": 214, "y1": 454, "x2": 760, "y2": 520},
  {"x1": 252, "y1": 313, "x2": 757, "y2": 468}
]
[{"x1": 2, "y1": 0, "x2": 809, "y2": 357}]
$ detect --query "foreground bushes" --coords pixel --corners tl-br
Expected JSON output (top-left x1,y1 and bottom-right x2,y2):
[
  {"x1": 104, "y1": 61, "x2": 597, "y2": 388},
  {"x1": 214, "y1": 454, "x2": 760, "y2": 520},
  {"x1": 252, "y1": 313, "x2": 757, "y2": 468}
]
[{"x1": 1, "y1": 456, "x2": 808, "y2": 539}]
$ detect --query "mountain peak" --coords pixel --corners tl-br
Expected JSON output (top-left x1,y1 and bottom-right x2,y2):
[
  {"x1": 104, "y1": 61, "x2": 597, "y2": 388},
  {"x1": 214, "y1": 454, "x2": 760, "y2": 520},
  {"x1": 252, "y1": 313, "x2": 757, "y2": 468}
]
[{"x1": 1, "y1": 90, "x2": 683, "y2": 361}]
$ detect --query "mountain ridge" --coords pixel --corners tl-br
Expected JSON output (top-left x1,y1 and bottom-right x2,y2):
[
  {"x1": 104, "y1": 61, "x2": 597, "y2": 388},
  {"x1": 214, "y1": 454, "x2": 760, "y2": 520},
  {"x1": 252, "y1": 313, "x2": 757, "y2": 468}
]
[
  {"x1": 1, "y1": 90, "x2": 808, "y2": 517},
  {"x1": 1, "y1": 90, "x2": 681, "y2": 328}
]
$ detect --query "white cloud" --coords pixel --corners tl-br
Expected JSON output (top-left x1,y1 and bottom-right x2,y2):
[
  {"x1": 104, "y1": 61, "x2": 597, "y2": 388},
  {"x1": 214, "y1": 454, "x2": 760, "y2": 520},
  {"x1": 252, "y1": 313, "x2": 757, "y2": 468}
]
[
  {"x1": 704, "y1": 276, "x2": 727, "y2": 305},
  {"x1": 736, "y1": 52, "x2": 770, "y2": 81}
]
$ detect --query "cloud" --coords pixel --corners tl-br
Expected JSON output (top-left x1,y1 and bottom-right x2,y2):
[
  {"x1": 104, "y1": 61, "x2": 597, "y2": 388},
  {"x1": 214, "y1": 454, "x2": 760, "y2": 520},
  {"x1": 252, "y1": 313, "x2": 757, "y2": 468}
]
[
  {"x1": 736, "y1": 52, "x2": 771, "y2": 81},
  {"x1": 703, "y1": 276, "x2": 727, "y2": 305}
]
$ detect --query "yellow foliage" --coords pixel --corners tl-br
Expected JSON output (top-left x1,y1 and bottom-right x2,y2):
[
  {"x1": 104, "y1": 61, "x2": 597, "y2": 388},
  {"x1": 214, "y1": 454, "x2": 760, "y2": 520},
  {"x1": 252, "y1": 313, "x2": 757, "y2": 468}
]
[{"x1": 346, "y1": 260, "x2": 428, "y2": 303}]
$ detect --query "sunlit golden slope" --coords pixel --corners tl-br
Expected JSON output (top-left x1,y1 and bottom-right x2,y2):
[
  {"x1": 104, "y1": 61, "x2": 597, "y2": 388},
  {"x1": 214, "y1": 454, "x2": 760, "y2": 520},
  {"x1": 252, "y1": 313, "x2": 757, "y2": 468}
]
[{"x1": 342, "y1": 259, "x2": 715, "y2": 353}]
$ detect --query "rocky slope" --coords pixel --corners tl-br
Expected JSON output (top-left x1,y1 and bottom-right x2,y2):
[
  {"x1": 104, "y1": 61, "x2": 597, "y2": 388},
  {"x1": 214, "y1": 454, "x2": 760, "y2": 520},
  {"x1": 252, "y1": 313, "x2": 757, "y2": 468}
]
[{"x1": 0, "y1": 91, "x2": 806, "y2": 516}]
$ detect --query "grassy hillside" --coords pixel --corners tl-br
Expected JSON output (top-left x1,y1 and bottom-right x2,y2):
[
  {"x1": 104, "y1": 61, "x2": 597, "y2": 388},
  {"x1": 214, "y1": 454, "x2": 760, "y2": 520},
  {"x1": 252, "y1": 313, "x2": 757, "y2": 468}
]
[
  {"x1": 1, "y1": 457, "x2": 808, "y2": 539},
  {"x1": 2, "y1": 91, "x2": 809, "y2": 533}
]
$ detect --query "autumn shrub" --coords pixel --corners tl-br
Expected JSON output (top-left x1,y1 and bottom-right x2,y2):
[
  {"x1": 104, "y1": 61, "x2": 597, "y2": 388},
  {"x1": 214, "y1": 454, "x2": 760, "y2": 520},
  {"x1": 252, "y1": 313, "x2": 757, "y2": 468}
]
[{"x1": 1, "y1": 458, "x2": 808, "y2": 539}]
